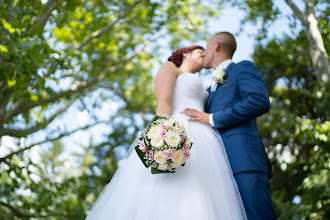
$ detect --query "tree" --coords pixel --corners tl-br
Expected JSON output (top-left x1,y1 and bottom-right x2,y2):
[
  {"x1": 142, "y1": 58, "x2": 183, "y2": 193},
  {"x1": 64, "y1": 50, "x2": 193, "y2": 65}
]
[
  {"x1": 284, "y1": 0, "x2": 329, "y2": 82},
  {"x1": 230, "y1": 0, "x2": 329, "y2": 83},
  {"x1": 0, "y1": 140, "x2": 91, "y2": 219},
  {"x1": 0, "y1": 0, "x2": 219, "y2": 163},
  {"x1": 254, "y1": 32, "x2": 329, "y2": 219},
  {"x1": 0, "y1": 0, "x2": 222, "y2": 218}
]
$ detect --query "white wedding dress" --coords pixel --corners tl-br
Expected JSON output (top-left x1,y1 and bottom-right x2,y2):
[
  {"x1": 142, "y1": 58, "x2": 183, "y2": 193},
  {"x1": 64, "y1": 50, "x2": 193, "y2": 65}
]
[{"x1": 86, "y1": 72, "x2": 247, "y2": 220}]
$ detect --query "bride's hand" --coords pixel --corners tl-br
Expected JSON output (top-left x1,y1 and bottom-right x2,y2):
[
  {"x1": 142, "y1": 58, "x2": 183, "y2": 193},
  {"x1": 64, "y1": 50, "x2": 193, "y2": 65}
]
[{"x1": 181, "y1": 108, "x2": 210, "y2": 125}]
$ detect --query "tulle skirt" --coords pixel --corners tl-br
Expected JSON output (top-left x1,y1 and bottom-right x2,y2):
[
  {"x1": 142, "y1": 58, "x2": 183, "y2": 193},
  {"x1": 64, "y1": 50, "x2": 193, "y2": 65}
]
[{"x1": 86, "y1": 112, "x2": 247, "y2": 220}]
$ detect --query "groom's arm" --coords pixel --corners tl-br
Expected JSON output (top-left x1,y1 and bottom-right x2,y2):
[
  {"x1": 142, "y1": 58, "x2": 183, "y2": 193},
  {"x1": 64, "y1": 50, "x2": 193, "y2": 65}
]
[{"x1": 212, "y1": 61, "x2": 270, "y2": 129}]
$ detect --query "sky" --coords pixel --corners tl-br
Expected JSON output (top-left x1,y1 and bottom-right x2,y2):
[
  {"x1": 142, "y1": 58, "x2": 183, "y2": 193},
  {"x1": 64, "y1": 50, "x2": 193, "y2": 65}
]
[{"x1": 1, "y1": 0, "x2": 303, "y2": 166}]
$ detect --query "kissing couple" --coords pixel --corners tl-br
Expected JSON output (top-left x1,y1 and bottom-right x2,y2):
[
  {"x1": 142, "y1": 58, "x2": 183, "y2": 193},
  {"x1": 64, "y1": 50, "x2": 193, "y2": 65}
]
[{"x1": 86, "y1": 32, "x2": 276, "y2": 220}]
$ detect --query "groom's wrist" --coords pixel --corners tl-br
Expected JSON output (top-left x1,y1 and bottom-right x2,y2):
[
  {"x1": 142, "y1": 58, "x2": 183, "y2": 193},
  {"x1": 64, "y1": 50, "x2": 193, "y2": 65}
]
[{"x1": 209, "y1": 114, "x2": 215, "y2": 127}]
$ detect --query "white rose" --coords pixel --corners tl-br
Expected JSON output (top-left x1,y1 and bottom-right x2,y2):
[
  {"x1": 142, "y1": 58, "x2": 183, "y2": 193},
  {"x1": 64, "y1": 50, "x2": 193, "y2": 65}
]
[
  {"x1": 172, "y1": 149, "x2": 184, "y2": 163},
  {"x1": 154, "y1": 151, "x2": 167, "y2": 164},
  {"x1": 172, "y1": 159, "x2": 186, "y2": 168},
  {"x1": 212, "y1": 69, "x2": 226, "y2": 84},
  {"x1": 164, "y1": 118, "x2": 175, "y2": 127},
  {"x1": 147, "y1": 126, "x2": 161, "y2": 139},
  {"x1": 150, "y1": 136, "x2": 164, "y2": 149},
  {"x1": 158, "y1": 163, "x2": 168, "y2": 170},
  {"x1": 165, "y1": 131, "x2": 181, "y2": 147},
  {"x1": 179, "y1": 123, "x2": 185, "y2": 130},
  {"x1": 185, "y1": 141, "x2": 191, "y2": 147}
]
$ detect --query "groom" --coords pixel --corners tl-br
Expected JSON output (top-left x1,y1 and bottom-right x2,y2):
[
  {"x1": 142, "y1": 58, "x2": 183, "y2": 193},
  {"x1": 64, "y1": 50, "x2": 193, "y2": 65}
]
[{"x1": 182, "y1": 32, "x2": 276, "y2": 219}]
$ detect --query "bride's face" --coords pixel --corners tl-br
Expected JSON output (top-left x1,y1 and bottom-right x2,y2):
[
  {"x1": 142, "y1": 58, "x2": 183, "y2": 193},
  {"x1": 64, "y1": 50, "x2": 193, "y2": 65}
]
[{"x1": 185, "y1": 49, "x2": 204, "y2": 72}]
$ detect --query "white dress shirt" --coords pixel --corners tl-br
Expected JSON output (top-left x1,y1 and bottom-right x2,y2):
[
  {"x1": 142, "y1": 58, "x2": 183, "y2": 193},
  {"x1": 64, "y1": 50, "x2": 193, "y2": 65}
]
[{"x1": 209, "y1": 59, "x2": 233, "y2": 127}]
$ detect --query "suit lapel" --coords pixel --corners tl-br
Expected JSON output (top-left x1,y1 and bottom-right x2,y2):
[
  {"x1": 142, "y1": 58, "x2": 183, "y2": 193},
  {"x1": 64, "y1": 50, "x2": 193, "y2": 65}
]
[
  {"x1": 206, "y1": 63, "x2": 235, "y2": 110},
  {"x1": 206, "y1": 86, "x2": 215, "y2": 110}
]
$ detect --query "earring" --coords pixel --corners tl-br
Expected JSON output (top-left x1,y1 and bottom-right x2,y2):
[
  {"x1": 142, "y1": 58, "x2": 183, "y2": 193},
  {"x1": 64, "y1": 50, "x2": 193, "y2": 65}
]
[{"x1": 186, "y1": 56, "x2": 190, "y2": 61}]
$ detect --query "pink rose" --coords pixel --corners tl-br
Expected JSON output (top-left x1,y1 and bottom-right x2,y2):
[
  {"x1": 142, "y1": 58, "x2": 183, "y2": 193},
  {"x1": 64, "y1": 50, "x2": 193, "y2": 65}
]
[
  {"x1": 181, "y1": 133, "x2": 189, "y2": 142},
  {"x1": 184, "y1": 151, "x2": 191, "y2": 159},
  {"x1": 161, "y1": 130, "x2": 167, "y2": 138},
  {"x1": 161, "y1": 124, "x2": 168, "y2": 130},
  {"x1": 139, "y1": 141, "x2": 147, "y2": 153},
  {"x1": 181, "y1": 145, "x2": 190, "y2": 154},
  {"x1": 163, "y1": 149, "x2": 174, "y2": 159},
  {"x1": 184, "y1": 134, "x2": 189, "y2": 142}
]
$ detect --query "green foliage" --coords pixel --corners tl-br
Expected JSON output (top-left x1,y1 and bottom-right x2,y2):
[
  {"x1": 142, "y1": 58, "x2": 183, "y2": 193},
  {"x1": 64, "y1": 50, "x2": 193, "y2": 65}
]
[
  {"x1": 0, "y1": 140, "x2": 93, "y2": 219},
  {"x1": 0, "y1": 0, "x2": 223, "y2": 218},
  {"x1": 254, "y1": 30, "x2": 330, "y2": 219},
  {"x1": 0, "y1": 0, "x2": 220, "y2": 139},
  {"x1": 224, "y1": 1, "x2": 330, "y2": 218}
]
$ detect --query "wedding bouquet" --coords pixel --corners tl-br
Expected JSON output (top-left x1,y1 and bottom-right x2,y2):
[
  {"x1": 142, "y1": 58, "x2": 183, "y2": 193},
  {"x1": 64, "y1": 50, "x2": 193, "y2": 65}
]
[{"x1": 135, "y1": 114, "x2": 192, "y2": 174}]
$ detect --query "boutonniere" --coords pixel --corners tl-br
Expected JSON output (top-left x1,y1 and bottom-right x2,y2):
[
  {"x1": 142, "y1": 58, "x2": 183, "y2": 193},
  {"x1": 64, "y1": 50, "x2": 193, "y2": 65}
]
[{"x1": 212, "y1": 69, "x2": 226, "y2": 84}]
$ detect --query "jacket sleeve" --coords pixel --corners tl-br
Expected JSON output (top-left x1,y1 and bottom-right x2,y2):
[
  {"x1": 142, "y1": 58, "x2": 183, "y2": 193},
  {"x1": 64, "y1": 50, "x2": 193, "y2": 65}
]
[{"x1": 213, "y1": 61, "x2": 270, "y2": 129}]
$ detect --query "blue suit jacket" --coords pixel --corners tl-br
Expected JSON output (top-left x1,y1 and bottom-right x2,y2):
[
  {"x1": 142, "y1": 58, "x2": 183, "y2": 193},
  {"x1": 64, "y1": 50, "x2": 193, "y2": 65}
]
[{"x1": 205, "y1": 61, "x2": 272, "y2": 179}]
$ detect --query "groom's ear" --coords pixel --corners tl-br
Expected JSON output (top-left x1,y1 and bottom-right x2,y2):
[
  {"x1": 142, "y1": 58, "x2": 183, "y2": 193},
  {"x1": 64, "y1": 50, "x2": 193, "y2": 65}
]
[{"x1": 215, "y1": 42, "x2": 221, "y2": 52}]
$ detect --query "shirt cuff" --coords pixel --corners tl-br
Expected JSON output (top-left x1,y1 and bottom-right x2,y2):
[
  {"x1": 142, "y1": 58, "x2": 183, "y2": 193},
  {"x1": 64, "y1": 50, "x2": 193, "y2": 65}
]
[{"x1": 209, "y1": 113, "x2": 215, "y2": 127}]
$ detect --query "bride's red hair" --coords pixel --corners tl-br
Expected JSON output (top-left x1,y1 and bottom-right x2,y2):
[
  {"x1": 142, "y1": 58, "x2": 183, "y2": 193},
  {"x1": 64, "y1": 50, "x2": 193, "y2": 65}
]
[{"x1": 168, "y1": 45, "x2": 204, "y2": 67}]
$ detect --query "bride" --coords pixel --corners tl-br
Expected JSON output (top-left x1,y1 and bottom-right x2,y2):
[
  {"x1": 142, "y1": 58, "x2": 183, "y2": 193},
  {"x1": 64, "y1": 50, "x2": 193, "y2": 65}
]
[{"x1": 86, "y1": 46, "x2": 247, "y2": 220}]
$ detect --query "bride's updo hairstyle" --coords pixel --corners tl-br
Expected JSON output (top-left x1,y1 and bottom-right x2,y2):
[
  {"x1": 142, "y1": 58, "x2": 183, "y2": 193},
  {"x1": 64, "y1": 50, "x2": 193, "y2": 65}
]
[{"x1": 168, "y1": 45, "x2": 204, "y2": 67}]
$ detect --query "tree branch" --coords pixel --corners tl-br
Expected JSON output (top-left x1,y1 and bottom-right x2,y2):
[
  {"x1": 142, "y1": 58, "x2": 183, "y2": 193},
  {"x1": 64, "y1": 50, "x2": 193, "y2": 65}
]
[
  {"x1": 77, "y1": 0, "x2": 144, "y2": 50},
  {"x1": 2, "y1": 73, "x2": 106, "y2": 126},
  {"x1": 305, "y1": 0, "x2": 315, "y2": 17},
  {"x1": 28, "y1": 0, "x2": 57, "y2": 35},
  {"x1": 1, "y1": 17, "x2": 156, "y2": 127},
  {"x1": 0, "y1": 118, "x2": 116, "y2": 163},
  {"x1": 0, "y1": 201, "x2": 29, "y2": 219},
  {"x1": 0, "y1": 201, "x2": 69, "y2": 219},
  {"x1": 3, "y1": 0, "x2": 145, "y2": 122},
  {"x1": 0, "y1": 94, "x2": 10, "y2": 118},
  {"x1": 0, "y1": 100, "x2": 74, "y2": 138},
  {"x1": 284, "y1": 0, "x2": 308, "y2": 26}
]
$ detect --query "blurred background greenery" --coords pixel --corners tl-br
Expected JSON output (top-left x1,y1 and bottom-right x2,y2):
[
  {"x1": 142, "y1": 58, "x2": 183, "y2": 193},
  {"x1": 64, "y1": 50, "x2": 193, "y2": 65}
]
[{"x1": 0, "y1": 0, "x2": 329, "y2": 219}]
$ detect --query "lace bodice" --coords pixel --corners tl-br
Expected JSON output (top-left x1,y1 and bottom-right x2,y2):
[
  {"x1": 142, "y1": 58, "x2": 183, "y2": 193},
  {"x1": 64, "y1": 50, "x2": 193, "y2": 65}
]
[{"x1": 171, "y1": 72, "x2": 208, "y2": 115}]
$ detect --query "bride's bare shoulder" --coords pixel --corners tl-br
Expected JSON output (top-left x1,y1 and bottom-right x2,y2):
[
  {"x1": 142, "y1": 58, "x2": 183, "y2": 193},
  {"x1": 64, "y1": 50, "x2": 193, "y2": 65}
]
[
  {"x1": 161, "y1": 61, "x2": 177, "y2": 68},
  {"x1": 157, "y1": 61, "x2": 181, "y2": 76}
]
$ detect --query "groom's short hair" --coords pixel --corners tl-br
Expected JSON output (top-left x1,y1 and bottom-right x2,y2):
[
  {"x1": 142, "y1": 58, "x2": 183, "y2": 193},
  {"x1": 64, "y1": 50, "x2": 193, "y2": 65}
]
[{"x1": 212, "y1": 32, "x2": 236, "y2": 57}]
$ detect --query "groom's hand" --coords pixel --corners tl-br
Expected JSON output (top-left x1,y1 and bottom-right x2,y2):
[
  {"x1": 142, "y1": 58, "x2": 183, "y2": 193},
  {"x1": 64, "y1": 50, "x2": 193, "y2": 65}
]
[{"x1": 181, "y1": 108, "x2": 210, "y2": 125}]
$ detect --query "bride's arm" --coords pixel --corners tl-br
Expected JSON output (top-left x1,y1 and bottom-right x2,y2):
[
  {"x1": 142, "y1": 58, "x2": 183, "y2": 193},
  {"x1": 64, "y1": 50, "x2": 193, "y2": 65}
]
[{"x1": 155, "y1": 61, "x2": 180, "y2": 116}]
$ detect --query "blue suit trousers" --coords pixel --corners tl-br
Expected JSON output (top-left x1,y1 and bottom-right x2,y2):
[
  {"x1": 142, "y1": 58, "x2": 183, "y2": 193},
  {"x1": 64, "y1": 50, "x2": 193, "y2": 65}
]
[{"x1": 234, "y1": 171, "x2": 276, "y2": 220}]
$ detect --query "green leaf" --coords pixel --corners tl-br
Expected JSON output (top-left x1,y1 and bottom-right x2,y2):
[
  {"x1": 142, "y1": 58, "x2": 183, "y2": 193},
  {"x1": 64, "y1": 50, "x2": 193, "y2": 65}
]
[
  {"x1": 151, "y1": 167, "x2": 173, "y2": 174},
  {"x1": 1, "y1": 18, "x2": 15, "y2": 33},
  {"x1": 0, "y1": 45, "x2": 8, "y2": 53},
  {"x1": 30, "y1": 94, "x2": 39, "y2": 102},
  {"x1": 7, "y1": 79, "x2": 16, "y2": 87},
  {"x1": 135, "y1": 146, "x2": 150, "y2": 168},
  {"x1": 20, "y1": 40, "x2": 38, "y2": 50},
  {"x1": 53, "y1": 26, "x2": 72, "y2": 42}
]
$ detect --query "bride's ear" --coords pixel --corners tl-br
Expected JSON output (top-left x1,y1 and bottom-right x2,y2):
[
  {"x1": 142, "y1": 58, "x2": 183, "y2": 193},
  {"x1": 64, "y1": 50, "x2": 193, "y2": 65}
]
[{"x1": 183, "y1": 53, "x2": 190, "y2": 61}]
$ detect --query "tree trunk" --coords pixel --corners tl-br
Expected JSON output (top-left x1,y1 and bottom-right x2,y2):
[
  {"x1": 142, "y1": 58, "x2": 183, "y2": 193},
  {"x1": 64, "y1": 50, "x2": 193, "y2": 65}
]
[
  {"x1": 285, "y1": 0, "x2": 330, "y2": 83},
  {"x1": 305, "y1": 1, "x2": 329, "y2": 83}
]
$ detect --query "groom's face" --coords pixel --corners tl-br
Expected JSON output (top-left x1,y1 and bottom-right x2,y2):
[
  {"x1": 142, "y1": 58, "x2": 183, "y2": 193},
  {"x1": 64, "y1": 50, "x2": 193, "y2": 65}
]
[{"x1": 203, "y1": 39, "x2": 214, "y2": 69}]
